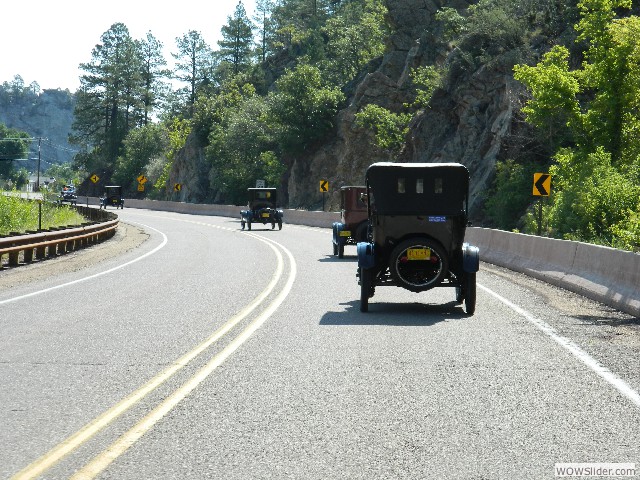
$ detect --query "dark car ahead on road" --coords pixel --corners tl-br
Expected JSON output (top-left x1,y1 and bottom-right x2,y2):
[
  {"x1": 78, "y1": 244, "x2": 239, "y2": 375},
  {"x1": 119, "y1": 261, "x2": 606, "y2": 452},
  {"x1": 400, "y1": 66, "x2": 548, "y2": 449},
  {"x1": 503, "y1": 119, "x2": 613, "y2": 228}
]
[
  {"x1": 332, "y1": 186, "x2": 368, "y2": 258},
  {"x1": 58, "y1": 185, "x2": 77, "y2": 205},
  {"x1": 240, "y1": 187, "x2": 283, "y2": 231},
  {"x1": 100, "y1": 185, "x2": 124, "y2": 209},
  {"x1": 356, "y1": 162, "x2": 479, "y2": 314}
]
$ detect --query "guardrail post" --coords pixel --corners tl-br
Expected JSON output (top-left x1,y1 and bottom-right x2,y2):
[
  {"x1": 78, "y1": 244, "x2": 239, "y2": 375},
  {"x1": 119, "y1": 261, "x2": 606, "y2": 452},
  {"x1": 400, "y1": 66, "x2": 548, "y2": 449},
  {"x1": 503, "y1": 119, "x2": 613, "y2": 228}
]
[{"x1": 9, "y1": 251, "x2": 19, "y2": 266}]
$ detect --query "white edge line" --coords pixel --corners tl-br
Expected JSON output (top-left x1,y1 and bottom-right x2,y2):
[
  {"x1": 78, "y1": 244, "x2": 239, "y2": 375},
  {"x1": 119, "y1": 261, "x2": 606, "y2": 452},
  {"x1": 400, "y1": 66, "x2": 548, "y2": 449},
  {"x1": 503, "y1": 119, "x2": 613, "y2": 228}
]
[
  {"x1": 478, "y1": 283, "x2": 640, "y2": 410},
  {"x1": 0, "y1": 222, "x2": 167, "y2": 306}
]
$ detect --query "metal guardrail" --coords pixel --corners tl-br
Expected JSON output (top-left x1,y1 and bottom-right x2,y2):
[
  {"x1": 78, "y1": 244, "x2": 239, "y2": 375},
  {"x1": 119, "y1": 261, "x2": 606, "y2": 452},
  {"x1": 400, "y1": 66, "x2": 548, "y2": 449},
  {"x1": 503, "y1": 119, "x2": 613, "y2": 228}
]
[{"x1": 0, "y1": 206, "x2": 118, "y2": 269}]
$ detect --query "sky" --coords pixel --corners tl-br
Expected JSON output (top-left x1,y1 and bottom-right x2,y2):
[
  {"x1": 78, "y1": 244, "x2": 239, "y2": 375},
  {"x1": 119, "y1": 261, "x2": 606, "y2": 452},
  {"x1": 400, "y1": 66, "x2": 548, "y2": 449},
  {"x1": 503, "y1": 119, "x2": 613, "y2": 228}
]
[{"x1": 0, "y1": 0, "x2": 257, "y2": 92}]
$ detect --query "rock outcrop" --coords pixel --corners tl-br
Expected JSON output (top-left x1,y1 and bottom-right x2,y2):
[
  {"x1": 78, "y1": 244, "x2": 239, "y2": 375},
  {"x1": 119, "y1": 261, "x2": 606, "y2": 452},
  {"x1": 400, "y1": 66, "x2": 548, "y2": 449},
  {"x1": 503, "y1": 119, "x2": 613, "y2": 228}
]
[
  {"x1": 286, "y1": 0, "x2": 527, "y2": 219},
  {"x1": 0, "y1": 88, "x2": 77, "y2": 169}
]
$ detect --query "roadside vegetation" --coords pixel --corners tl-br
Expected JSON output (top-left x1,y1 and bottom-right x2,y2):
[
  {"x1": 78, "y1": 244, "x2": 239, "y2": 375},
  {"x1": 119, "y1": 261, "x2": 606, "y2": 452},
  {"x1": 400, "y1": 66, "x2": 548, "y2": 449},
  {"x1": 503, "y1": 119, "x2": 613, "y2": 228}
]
[{"x1": 0, "y1": 191, "x2": 84, "y2": 235}]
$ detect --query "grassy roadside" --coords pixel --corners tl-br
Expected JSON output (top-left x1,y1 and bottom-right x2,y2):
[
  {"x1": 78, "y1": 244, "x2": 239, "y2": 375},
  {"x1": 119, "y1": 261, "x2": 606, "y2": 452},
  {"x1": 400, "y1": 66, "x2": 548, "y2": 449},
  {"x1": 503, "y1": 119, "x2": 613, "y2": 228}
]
[{"x1": 0, "y1": 191, "x2": 85, "y2": 235}]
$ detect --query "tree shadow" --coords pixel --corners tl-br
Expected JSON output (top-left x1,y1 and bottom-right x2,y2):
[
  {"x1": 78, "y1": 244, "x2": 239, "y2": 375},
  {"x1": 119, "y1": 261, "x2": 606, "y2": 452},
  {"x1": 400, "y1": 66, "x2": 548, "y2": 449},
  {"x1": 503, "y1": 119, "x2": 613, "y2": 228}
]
[{"x1": 320, "y1": 300, "x2": 470, "y2": 327}]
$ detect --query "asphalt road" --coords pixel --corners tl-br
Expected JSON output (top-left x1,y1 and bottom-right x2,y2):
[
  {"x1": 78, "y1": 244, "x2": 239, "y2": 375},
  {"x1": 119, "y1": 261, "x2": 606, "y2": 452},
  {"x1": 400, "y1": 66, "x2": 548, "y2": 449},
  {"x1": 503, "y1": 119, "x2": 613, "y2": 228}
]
[{"x1": 1, "y1": 209, "x2": 639, "y2": 479}]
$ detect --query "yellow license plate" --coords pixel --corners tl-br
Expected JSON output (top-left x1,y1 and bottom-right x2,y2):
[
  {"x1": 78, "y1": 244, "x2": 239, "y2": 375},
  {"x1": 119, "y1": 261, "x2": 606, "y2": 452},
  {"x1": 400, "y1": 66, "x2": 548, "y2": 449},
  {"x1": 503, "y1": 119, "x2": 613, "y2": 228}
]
[
  {"x1": 261, "y1": 212, "x2": 270, "y2": 218},
  {"x1": 407, "y1": 248, "x2": 430, "y2": 260},
  {"x1": 339, "y1": 231, "x2": 351, "y2": 237}
]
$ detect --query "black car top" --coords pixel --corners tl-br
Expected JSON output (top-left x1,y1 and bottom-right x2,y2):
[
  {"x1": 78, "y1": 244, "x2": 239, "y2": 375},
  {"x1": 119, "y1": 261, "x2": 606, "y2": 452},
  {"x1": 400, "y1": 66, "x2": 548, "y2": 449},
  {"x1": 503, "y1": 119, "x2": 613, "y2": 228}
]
[
  {"x1": 247, "y1": 188, "x2": 277, "y2": 209},
  {"x1": 365, "y1": 162, "x2": 469, "y2": 216}
]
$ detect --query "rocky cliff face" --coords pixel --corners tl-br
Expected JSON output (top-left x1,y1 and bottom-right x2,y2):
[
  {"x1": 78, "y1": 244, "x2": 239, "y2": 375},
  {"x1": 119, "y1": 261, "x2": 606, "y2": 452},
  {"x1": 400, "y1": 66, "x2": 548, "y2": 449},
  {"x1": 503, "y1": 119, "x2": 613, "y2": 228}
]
[
  {"x1": 0, "y1": 89, "x2": 77, "y2": 171},
  {"x1": 287, "y1": 0, "x2": 529, "y2": 219}
]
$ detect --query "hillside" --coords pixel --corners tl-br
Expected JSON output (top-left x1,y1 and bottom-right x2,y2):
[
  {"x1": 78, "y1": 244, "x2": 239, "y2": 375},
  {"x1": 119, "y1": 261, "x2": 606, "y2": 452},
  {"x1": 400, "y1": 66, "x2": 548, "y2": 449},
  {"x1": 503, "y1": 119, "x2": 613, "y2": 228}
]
[{"x1": 0, "y1": 82, "x2": 77, "y2": 173}]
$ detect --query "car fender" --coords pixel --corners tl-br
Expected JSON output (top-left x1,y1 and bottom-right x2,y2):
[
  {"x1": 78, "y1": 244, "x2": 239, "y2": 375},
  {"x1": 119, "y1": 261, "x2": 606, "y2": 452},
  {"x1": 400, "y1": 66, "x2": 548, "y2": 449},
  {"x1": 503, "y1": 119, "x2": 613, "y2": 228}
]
[
  {"x1": 462, "y1": 243, "x2": 480, "y2": 273},
  {"x1": 357, "y1": 241, "x2": 375, "y2": 269}
]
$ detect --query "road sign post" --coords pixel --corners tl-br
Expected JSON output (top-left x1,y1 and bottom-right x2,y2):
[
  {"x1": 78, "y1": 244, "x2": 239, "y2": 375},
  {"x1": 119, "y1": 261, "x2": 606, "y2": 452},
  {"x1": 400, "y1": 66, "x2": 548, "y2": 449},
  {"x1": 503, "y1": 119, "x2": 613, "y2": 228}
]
[
  {"x1": 319, "y1": 179, "x2": 329, "y2": 211},
  {"x1": 533, "y1": 173, "x2": 551, "y2": 236}
]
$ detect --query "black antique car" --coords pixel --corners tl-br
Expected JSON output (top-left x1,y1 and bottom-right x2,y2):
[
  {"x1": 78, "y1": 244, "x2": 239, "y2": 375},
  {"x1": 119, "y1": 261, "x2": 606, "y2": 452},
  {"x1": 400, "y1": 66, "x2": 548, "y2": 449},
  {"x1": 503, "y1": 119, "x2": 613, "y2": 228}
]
[
  {"x1": 332, "y1": 186, "x2": 368, "y2": 258},
  {"x1": 100, "y1": 185, "x2": 124, "y2": 209},
  {"x1": 357, "y1": 162, "x2": 479, "y2": 314},
  {"x1": 240, "y1": 187, "x2": 283, "y2": 230}
]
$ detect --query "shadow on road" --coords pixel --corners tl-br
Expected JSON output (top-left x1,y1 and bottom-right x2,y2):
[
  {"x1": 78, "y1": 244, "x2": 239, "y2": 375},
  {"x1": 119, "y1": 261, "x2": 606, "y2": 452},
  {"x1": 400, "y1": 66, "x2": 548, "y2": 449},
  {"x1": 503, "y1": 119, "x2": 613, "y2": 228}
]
[
  {"x1": 317, "y1": 254, "x2": 357, "y2": 262},
  {"x1": 319, "y1": 300, "x2": 469, "y2": 326}
]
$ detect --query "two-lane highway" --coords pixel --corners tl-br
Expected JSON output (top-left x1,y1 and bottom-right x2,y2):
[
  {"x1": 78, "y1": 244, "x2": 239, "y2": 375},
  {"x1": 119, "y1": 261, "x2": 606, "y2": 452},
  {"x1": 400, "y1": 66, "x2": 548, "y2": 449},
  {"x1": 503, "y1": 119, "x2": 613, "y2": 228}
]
[{"x1": 1, "y1": 208, "x2": 639, "y2": 479}]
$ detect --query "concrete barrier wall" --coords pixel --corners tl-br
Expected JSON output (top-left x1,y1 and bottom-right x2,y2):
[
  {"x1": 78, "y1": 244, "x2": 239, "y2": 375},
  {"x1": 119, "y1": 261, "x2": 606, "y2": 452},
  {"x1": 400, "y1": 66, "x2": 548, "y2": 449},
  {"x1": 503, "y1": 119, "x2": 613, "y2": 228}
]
[
  {"x1": 111, "y1": 198, "x2": 639, "y2": 318},
  {"x1": 464, "y1": 228, "x2": 640, "y2": 318},
  {"x1": 117, "y1": 198, "x2": 341, "y2": 228}
]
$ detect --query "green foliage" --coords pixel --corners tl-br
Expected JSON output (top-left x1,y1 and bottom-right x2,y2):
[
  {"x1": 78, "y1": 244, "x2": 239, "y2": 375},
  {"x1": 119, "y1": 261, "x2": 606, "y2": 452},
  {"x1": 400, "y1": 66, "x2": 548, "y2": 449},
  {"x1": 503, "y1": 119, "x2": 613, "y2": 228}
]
[
  {"x1": 485, "y1": 159, "x2": 542, "y2": 230},
  {"x1": 513, "y1": 0, "x2": 640, "y2": 250},
  {"x1": 44, "y1": 162, "x2": 85, "y2": 187},
  {"x1": 513, "y1": 46, "x2": 580, "y2": 150},
  {"x1": 409, "y1": 65, "x2": 446, "y2": 109},
  {"x1": 458, "y1": 0, "x2": 530, "y2": 68},
  {"x1": 217, "y1": 2, "x2": 255, "y2": 77},
  {"x1": 435, "y1": 7, "x2": 467, "y2": 42},
  {"x1": 0, "y1": 192, "x2": 84, "y2": 234},
  {"x1": 0, "y1": 123, "x2": 30, "y2": 180},
  {"x1": 354, "y1": 104, "x2": 411, "y2": 154},
  {"x1": 153, "y1": 118, "x2": 191, "y2": 196},
  {"x1": 205, "y1": 88, "x2": 285, "y2": 203},
  {"x1": 173, "y1": 30, "x2": 214, "y2": 114},
  {"x1": 113, "y1": 123, "x2": 169, "y2": 194},
  {"x1": 266, "y1": 64, "x2": 345, "y2": 154},
  {"x1": 72, "y1": 23, "x2": 152, "y2": 177},
  {"x1": 548, "y1": 147, "x2": 640, "y2": 244},
  {"x1": 321, "y1": 0, "x2": 388, "y2": 85}
]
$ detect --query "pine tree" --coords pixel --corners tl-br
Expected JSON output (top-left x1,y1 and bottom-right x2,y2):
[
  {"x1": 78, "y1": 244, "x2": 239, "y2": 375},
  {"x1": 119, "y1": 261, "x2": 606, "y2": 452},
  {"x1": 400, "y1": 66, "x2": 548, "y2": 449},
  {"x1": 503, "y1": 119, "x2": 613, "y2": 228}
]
[
  {"x1": 173, "y1": 30, "x2": 213, "y2": 115},
  {"x1": 218, "y1": 2, "x2": 255, "y2": 76},
  {"x1": 72, "y1": 23, "x2": 144, "y2": 176}
]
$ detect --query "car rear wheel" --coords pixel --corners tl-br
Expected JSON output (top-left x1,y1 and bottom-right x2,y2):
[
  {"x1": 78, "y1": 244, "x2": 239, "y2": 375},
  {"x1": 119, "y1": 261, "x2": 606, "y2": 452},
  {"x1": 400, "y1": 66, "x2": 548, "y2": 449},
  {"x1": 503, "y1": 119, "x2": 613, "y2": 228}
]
[
  {"x1": 389, "y1": 238, "x2": 448, "y2": 292},
  {"x1": 359, "y1": 267, "x2": 372, "y2": 312},
  {"x1": 464, "y1": 272, "x2": 476, "y2": 315}
]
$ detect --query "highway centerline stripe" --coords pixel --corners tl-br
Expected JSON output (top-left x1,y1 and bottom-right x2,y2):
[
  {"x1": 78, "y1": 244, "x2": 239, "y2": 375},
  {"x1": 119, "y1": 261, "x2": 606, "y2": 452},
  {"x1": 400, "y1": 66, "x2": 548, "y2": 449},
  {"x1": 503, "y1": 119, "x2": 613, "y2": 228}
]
[
  {"x1": 69, "y1": 234, "x2": 297, "y2": 479},
  {"x1": 479, "y1": 283, "x2": 640, "y2": 410},
  {"x1": 11, "y1": 230, "x2": 285, "y2": 480}
]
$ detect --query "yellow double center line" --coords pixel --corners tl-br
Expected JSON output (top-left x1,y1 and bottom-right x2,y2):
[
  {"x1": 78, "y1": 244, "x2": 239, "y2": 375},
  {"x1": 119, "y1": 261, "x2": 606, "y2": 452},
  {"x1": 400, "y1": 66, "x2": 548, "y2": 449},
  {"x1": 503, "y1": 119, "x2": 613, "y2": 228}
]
[{"x1": 12, "y1": 231, "x2": 296, "y2": 480}]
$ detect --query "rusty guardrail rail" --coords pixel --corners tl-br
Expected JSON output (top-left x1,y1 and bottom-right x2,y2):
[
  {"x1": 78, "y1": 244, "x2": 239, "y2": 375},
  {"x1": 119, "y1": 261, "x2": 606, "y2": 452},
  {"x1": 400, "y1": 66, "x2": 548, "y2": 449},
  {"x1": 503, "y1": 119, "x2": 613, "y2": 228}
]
[{"x1": 0, "y1": 206, "x2": 118, "y2": 269}]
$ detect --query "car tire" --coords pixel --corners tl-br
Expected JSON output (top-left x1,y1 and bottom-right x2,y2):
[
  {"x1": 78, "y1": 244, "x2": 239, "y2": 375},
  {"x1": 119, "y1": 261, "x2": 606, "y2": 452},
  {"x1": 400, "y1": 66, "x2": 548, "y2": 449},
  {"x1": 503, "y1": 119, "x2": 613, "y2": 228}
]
[
  {"x1": 359, "y1": 267, "x2": 372, "y2": 312},
  {"x1": 464, "y1": 272, "x2": 476, "y2": 315},
  {"x1": 389, "y1": 238, "x2": 448, "y2": 292},
  {"x1": 355, "y1": 221, "x2": 369, "y2": 242}
]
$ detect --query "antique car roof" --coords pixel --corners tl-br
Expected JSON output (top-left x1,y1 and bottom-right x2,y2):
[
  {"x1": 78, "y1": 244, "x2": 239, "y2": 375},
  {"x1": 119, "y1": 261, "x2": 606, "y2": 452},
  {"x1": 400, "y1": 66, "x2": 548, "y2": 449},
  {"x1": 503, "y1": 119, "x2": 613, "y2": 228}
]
[{"x1": 365, "y1": 162, "x2": 469, "y2": 215}]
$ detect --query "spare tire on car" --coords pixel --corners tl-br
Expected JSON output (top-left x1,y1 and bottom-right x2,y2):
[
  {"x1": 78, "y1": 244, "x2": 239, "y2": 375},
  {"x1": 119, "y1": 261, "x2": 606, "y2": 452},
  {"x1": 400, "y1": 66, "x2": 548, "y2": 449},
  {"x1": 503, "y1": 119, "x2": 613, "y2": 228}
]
[{"x1": 389, "y1": 238, "x2": 448, "y2": 292}]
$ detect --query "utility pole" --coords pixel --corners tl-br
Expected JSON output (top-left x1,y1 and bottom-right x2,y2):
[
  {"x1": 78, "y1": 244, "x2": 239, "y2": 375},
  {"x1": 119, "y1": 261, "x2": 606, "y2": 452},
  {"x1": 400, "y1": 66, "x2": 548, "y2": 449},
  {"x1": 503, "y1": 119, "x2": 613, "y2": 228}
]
[{"x1": 36, "y1": 137, "x2": 41, "y2": 192}]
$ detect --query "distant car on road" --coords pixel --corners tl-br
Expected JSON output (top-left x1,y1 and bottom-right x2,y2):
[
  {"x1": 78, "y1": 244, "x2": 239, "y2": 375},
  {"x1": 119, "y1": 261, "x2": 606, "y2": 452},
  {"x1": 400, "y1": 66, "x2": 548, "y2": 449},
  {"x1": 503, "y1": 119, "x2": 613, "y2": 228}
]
[
  {"x1": 332, "y1": 186, "x2": 368, "y2": 258},
  {"x1": 100, "y1": 185, "x2": 124, "y2": 209},
  {"x1": 240, "y1": 187, "x2": 283, "y2": 230},
  {"x1": 58, "y1": 185, "x2": 77, "y2": 205},
  {"x1": 356, "y1": 162, "x2": 479, "y2": 314}
]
